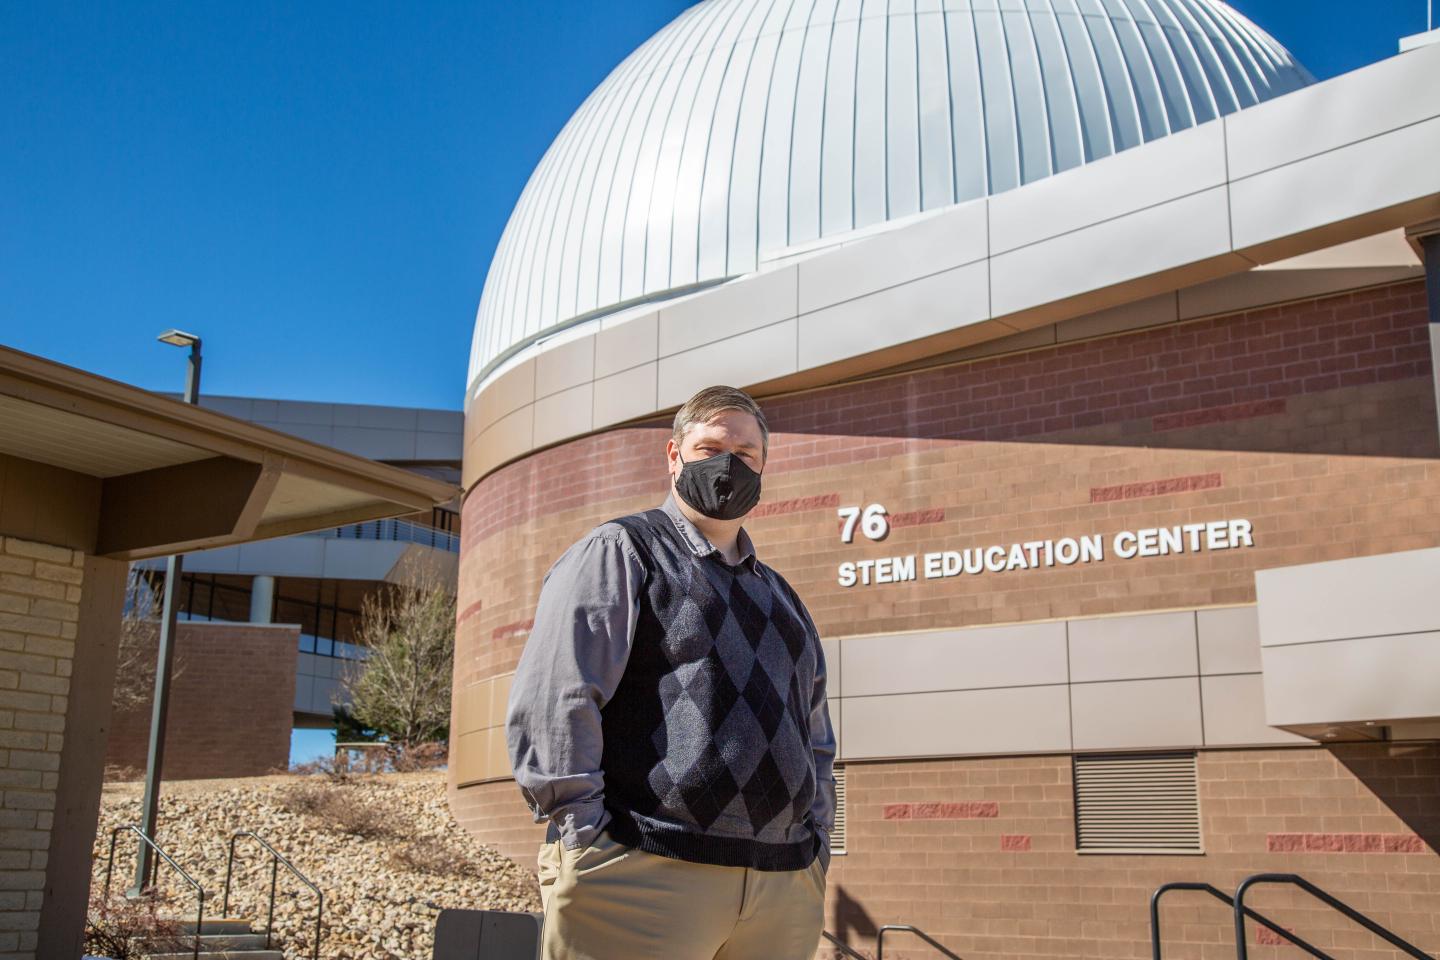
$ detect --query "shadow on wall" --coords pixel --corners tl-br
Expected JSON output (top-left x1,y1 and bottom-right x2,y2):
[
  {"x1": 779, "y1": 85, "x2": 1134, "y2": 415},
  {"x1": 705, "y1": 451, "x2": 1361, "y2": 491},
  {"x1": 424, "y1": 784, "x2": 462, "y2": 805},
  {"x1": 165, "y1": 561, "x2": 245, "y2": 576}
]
[
  {"x1": 1331, "y1": 742, "x2": 1440, "y2": 853},
  {"x1": 827, "y1": 884, "x2": 878, "y2": 958}
]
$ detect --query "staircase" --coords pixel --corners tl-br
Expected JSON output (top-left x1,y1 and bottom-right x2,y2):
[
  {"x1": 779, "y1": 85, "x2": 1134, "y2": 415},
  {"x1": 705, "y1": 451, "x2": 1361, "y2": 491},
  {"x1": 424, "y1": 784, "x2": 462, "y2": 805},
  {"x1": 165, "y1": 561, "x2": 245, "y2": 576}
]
[
  {"x1": 101, "y1": 824, "x2": 324, "y2": 960},
  {"x1": 149, "y1": 916, "x2": 283, "y2": 960}
]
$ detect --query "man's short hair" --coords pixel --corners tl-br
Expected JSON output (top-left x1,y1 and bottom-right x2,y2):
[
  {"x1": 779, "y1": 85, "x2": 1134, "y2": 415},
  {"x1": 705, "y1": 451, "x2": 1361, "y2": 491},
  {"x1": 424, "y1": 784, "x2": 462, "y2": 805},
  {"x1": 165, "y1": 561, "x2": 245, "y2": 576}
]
[{"x1": 672, "y1": 385, "x2": 769, "y2": 461}]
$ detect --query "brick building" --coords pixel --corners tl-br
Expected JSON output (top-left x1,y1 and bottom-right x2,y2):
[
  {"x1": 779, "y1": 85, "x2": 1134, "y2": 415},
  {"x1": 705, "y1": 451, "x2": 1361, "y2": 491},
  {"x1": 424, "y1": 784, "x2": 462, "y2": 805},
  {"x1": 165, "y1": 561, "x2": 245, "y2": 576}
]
[{"x1": 451, "y1": 4, "x2": 1440, "y2": 957}]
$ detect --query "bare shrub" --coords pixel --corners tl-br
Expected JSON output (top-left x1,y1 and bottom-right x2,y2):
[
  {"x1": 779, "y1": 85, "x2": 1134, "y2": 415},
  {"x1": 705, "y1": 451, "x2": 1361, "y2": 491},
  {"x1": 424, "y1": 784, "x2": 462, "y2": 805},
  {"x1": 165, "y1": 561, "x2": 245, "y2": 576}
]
[
  {"x1": 276, "y1": 781, "x2": 393, "y2": 839},
  {"x1": 103, "y1": 762, "x2": 146, "y2": 783},
  {"x1": 386, "y1": 740, "x2": 448, "y2": 773},
  {"x1": 84, "y1": 886, "x2": 188, "y2": 960},
  {"x1": 288, "y1": 752, "x2": 355, "y2": 784},
  {"x1": 114, "y1": 567, "x2": 189, "y2": 714},
  {"x1": 387, "y1": 837, "x2": 471, "y2": 877}
]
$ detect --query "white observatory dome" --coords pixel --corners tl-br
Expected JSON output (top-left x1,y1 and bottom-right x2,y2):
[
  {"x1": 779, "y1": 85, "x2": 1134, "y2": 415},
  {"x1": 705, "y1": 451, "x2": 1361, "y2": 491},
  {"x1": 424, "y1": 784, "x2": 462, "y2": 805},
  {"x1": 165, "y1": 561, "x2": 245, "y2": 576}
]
[{"x1": 469, "y1": 0, "x2": 1311, "y2": 387}]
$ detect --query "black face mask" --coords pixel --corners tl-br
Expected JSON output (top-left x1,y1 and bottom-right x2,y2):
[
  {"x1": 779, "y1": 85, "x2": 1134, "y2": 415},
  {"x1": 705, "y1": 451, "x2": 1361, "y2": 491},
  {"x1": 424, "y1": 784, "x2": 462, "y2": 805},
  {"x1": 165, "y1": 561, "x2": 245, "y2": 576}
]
[{"x1": 674, "y1": 448, "x2": 762, "y2": 520}]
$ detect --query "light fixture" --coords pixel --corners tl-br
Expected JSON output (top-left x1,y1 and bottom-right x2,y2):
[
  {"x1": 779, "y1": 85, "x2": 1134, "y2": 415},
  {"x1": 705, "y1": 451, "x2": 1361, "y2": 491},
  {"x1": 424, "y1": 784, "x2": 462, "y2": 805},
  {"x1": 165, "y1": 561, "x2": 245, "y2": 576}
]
[{"x1": 157, "y1": 328, "x2": 201, "y2": 348}]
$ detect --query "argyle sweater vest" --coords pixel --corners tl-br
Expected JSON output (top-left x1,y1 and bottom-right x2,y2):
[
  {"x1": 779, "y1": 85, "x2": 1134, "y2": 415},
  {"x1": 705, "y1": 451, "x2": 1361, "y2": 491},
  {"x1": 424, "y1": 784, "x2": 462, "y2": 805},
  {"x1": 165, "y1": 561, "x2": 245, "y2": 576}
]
[{"x1": 599, "y1": 507, "x2": 821, "y2": 871}]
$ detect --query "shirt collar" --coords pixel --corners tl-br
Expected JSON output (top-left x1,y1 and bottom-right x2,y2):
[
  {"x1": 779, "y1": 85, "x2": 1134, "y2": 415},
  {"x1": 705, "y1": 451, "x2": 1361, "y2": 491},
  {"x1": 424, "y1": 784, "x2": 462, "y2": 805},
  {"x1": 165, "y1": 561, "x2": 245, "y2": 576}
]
[{"x1": 661, "y1": 488, "x2": 759, "y2": 573}]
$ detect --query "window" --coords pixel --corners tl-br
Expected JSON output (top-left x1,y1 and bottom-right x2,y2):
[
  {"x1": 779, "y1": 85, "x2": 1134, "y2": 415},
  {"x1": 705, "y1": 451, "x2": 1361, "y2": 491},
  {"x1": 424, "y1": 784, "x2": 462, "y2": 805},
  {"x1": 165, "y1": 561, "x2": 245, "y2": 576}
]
[
  {"x1": 1073, "y1": 753, "x2": 1201, "y2": 854},
  {"x1": 829, "y1": 765, "x2": 847, "y2": 856}
]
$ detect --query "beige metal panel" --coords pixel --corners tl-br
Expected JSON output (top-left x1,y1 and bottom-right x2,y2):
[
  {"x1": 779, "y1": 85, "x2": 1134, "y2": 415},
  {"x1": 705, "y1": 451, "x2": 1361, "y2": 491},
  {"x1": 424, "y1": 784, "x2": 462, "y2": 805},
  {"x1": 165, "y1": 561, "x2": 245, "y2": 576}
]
[
  {"x1": 820, "y1": 638, "x2": 840, "y2": 698},
  {"x1": 1071, "y1": 678, "x2": 1203, "y2": 751},
  {"x1": 1054, "y1": 293, "x2": 1178, "y2": 343},
  {"x1": 592, "y1": 362, "x2": 658, "y2": 428},
  {"x1": 830, "y1": 697, "x2": 842, "y2": 762},
  {"x1": 533, "y1": 382, "x2": 593, "y2": 449},
  {"x1": 470, "y1": 404, "x2": 534, "y2": 480},
  {"x1": 1178, "y1": 266, "x2": 1424, "y2": 320},
  {"x1": 797, "y1": 260, "x2": 990, "y2": 371},
  {"x1": 1230, "y1": 115, "x2": 1440, "y2": 260},
  {"x1": 839, "y1": 621, "x2": 1067, "y2": 698},
  {"x1": 656, "y1": 321, "x2": 797, "y2": 410},
  {"x1": 1068, "y1": 611, "x2": 1198, "y2": 684},
  {"x1": 990, "y1": 186, "x2": 1236, "y2": 322},
  {"x1": 454, "y1": 680, "x2": 491, "y2": 736},
  {"x1": 453, "y1": 729, "x2": 490, "y2": 786},
  {"x1": 989, "y1": 120, "x2": 1227, "y2": 256},
  {"x1": 1197, "y1": 606, "x2": 1263, "y2": 676},
  {"x1": 488, "y1": 673, "x2": 513, "y2": 728},
  {"x1": 1201, "y1": 674, "x2": 1309, "y2": 747},
  {"x1": 926, "y1": 326, "x2": 1057, "y2": 364},
  {"x1": 1226, "y1": 40, "x2": 1440, "y2": 181},
  {"x1": 1254, "y1": 229, "x2": 1420, "y2": 269},
  {"x1": 534, "y1": 335, "x2": 596, "y2": 400},
  {"x1": 474, "y1": 359, "x2": 536, "y2": 434},
  {"x1": 594, "y1": 312, "x2": 658, "y2": 379},
  {"x1": 657, "y1": 267, "x2": 797, "y2": 358},
  {"x1": 1261, "y1": 631, "x2": 1440, "y2": 728},
  {"x1": 483, "y1": 726, "x2": 512, "y2": 779},
  {"x1": 795, "y1": 200, "x2": 988, "y2": 315},
  {"x1": 840, "y1": 685, "x2": 1071, "y2": 761},
  {"x1": 1255, "y1": 546, "x2": 1440, "y2": 648}
]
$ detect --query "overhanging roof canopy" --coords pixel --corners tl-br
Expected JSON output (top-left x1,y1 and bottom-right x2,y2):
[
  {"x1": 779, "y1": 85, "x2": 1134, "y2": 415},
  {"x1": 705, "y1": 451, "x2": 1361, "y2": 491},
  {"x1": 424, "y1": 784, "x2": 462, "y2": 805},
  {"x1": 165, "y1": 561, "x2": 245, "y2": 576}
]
[{"x1": 0, "y1": 345, "x2": 460, "y2": 561}]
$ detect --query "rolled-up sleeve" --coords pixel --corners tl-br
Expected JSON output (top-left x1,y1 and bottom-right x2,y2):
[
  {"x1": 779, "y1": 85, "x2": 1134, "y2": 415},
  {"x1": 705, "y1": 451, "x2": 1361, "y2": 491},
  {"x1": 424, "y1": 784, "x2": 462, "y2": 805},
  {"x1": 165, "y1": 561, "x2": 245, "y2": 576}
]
[{"x1": 504, "y1": 531, "x2": 645, "y2": 851}]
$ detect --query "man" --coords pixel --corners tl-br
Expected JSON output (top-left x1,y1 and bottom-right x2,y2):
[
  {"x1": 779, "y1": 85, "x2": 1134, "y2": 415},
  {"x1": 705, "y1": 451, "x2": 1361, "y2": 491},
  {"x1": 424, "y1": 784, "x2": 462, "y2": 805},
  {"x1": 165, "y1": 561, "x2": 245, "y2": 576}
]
[{"x1": 506, "y1": 384, "x2": 836, "y2": 960}]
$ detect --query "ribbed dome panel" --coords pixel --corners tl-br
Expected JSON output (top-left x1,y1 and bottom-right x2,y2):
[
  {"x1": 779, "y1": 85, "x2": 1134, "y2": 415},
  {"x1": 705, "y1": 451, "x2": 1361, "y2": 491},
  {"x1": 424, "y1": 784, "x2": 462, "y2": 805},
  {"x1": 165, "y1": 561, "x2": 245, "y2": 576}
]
[{"x1": 469, "y1": 0, "x2": 1310, "y2": 386}]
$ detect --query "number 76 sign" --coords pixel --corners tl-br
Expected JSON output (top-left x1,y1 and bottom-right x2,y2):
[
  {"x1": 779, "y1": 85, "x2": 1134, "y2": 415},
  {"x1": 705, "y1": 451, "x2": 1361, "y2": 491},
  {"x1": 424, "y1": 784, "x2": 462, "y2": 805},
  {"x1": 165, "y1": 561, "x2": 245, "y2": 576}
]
[{"x1": 837, "y1": 503, "x2": 889, "y2": 543}]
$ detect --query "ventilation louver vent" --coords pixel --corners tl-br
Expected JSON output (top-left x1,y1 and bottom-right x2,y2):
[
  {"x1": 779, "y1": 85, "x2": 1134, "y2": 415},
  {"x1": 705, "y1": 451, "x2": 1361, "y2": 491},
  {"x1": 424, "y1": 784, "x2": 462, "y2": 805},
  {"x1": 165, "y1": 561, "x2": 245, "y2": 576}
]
[
  {"x1": 830, "y1": 765, "x2": 847, "y2": 856},
  {"x1": 1074, "y1": 753, "x2": 1201, "y2": 854}
]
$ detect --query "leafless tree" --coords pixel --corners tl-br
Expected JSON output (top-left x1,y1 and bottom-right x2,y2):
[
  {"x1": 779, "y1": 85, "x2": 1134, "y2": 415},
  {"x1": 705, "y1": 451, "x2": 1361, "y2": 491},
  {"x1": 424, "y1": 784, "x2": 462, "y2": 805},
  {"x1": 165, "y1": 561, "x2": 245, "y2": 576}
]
[
  {"x1": 335, "y1": 556, "x2": 455, "y2": 749},
  {"x1": 113, "y1": 566, "x2": 187, "y2": 712}
]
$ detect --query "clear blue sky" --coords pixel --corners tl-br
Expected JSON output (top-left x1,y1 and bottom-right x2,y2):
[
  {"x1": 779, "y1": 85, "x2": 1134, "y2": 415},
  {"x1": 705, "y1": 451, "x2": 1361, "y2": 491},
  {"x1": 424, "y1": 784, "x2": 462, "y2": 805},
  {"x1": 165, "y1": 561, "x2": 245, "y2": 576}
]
[{"x1": 1, "y1": 1, "x2": 1429, "y2": 412}]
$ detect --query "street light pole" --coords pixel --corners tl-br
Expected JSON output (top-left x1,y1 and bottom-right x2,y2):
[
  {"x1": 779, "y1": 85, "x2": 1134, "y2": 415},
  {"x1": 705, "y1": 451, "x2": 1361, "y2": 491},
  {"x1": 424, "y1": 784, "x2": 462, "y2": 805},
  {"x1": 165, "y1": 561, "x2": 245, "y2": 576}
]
[{"x1": 129, "y1": 329, "x2": 202, "y2": 898}]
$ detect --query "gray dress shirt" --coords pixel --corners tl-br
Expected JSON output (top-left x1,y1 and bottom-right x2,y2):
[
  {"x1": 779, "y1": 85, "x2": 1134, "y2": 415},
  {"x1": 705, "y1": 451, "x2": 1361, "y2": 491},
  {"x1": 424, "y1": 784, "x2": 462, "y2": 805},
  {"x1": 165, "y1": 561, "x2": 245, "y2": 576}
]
[{"x1": 505, "y1": 487, "x2": 837, "y2": 870}]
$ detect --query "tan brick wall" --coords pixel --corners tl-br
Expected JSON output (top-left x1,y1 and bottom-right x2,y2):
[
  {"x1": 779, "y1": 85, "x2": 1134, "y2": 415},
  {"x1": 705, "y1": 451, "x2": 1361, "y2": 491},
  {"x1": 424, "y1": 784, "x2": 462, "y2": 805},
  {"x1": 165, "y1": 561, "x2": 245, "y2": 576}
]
[
  {"x1": 103, "y1": 622, "x2": 299, "y2": 781},
  {"x1": 0, "y1": 536, "x2": 83, "y2": 959}
]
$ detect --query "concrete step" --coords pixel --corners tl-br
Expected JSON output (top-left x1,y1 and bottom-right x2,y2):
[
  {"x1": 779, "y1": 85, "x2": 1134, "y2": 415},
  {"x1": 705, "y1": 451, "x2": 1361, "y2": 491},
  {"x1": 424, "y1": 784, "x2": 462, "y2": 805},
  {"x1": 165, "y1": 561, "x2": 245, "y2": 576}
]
[
  {"x1": 179, "y1": 933, "x2": 270, "y2": 951},
  {"x1": 149, "y1": 952, "x2": 283, "y2": 960},
  {"x1": 163, "y1": 917, "x2": 256, "y2": 936}
]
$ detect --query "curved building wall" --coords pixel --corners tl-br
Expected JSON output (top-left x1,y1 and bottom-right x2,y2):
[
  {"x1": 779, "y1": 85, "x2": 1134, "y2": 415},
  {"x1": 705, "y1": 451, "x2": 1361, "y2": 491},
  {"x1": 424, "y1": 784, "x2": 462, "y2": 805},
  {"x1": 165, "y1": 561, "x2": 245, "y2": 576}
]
[{"x1": 451, "y1": 277, "x2": 1440, "y2": 956}]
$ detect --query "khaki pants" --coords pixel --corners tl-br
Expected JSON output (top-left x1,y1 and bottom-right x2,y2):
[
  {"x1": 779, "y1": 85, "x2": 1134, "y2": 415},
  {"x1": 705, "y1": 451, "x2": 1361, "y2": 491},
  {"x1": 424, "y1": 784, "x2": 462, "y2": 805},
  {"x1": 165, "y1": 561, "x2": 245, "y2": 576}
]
[{"x1": 536, "y1": 828, "x2": 826, "y2": 960}]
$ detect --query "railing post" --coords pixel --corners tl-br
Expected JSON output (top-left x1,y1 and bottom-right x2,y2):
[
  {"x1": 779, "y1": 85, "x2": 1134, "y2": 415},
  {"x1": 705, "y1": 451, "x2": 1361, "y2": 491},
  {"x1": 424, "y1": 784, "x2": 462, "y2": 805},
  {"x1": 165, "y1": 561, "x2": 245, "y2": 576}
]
[{"x1": 265, "y1": 857, "x2": 278, "y2": 949}]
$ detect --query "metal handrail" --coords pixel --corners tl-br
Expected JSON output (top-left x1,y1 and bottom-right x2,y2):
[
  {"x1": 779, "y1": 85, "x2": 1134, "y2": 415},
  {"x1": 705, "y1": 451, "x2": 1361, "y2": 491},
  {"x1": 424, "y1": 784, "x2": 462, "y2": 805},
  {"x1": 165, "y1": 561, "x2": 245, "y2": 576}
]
[
  {"x1": 101, "y1": 824, "x2": 205, "y2": 960},
  {"x1": 821, "y1": 930, "x2": 871, "y2": 959},
  {"x1": 877, "y1": 923, "x2": 963, "y2": 959},
  {"x1": 1150, "y1": 881, "x2": 1330, "y2": 959},
  {"x1": 1235, "y1": 873, "x2": 1435, "y2": 960},
  {"x1": 223, "y1": 830, "x2": 325, "y2": 960}
]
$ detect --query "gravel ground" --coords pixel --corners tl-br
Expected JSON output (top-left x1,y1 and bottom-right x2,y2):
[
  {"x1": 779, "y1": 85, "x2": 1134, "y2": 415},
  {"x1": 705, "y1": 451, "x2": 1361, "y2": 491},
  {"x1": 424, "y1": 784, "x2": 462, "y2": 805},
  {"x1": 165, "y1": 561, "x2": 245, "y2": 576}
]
[{"x1": 91, "y1": 770, "x2": 541, "y2": 960}]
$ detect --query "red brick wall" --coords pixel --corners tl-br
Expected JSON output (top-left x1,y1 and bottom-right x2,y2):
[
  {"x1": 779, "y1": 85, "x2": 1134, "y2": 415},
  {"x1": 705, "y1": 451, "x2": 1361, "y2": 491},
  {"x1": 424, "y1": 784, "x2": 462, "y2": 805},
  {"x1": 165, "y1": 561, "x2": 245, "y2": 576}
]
[
  {"x1": 813, "y1": 744, "x2": 1440, "y2": 960},
  {"x1": 456, "y1": 279, "x2": 1439, "y2": 687},
  {"x1": 453, "y1": 744, "x2": 1440, "y2": 959},
  {"x1": 451, "y1": 279, "x2": 1440, "y2": 956},
  {"x1": 104, "y1": 621, "x2": 299, "y2": 780}
]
